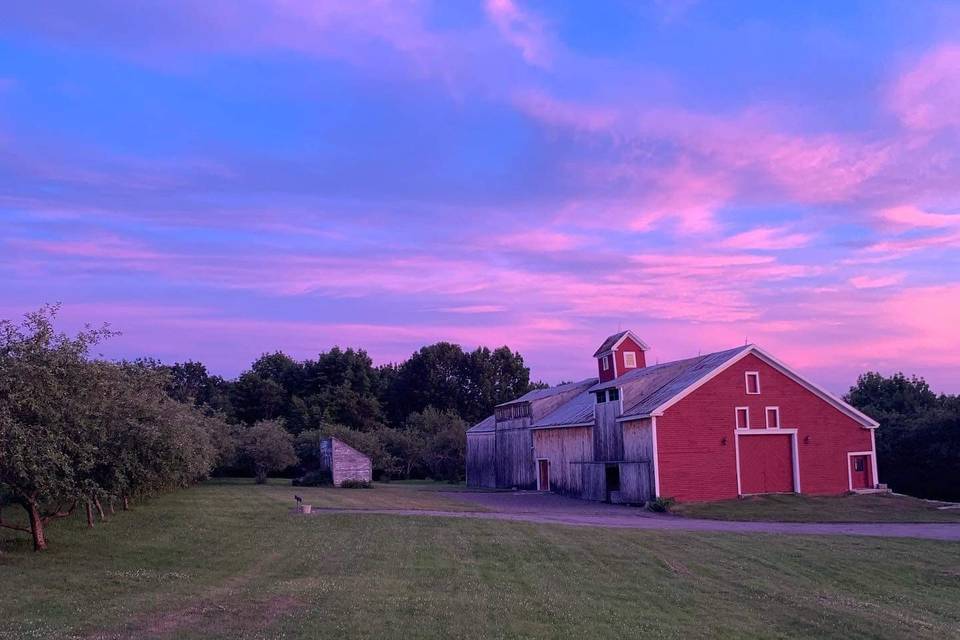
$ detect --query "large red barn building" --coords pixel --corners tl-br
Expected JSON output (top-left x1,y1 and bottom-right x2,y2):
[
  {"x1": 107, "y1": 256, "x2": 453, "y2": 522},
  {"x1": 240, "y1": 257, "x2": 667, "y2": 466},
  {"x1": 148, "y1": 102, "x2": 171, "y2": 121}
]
[{"x1": 466, "y1": 331, "x2": 880, "y2": 503}]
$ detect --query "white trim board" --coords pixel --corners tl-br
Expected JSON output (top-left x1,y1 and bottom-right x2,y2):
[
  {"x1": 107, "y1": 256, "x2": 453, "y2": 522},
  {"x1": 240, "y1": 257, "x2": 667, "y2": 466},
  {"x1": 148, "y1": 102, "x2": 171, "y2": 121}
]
[
  {"x1": 745, "y1": 371, "x2": 761, "y2": 395},
  {"x1": 846, "y1": 450, "x2": 877, "y2": 491},
  {"x1": 735, "y1": 429, "x2": 801, "y2": 495},
  {"x1": 735, "y1": 406, "x2": 750, "y2": 429},
  {"x1": 651, "y1": 416, "x2": 661, "y2": 498},
  {"x1": 765, "y1": 406, "x2": 781, "y2": 428}
]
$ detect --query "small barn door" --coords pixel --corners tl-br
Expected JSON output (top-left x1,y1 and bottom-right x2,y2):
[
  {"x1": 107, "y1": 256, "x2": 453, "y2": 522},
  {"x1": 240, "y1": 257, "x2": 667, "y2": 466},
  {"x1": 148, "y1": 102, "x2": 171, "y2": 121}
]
[
  {"x1": 537, "y1": 459, "x2": 550, "y2": 491},
  {"x1": 849, "y1": 455, "x2": 871, "y2": 490}
]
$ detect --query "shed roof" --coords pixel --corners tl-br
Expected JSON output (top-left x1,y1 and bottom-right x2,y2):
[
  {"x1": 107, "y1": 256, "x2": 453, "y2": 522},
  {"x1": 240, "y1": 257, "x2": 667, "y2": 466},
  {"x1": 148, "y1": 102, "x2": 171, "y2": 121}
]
[
  {"x1": 531, "y1": 391, "x2": 595, "y2": 428},
  {"x1": 466, "y1": 414, "x2": 495, "y2": 434},
  {"x1": 592, "y1": 330, "x2": 650, "y2": 357},
  {"x1": 496, "y1": 378, "x2": 597, "y2": 407}
]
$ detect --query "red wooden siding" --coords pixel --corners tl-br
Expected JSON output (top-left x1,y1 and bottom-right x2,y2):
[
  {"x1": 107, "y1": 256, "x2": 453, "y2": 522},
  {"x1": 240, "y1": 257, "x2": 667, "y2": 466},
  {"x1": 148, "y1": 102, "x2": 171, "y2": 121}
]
[
  {"x1": 657, "y1": 353, "x2": 873, "y2": 502},
  {"x1": 613, "y1": 336, "x2": 646, "y2": 375},
  {"x1": 597, "y1": 335, "x2": 647, "y2": 382},
  {"x1": 598, "y1": 354, "x2": 615, "y2": 383},
  {"x1": 739, "y1": 434, "x2": 794, "y2": 494}
]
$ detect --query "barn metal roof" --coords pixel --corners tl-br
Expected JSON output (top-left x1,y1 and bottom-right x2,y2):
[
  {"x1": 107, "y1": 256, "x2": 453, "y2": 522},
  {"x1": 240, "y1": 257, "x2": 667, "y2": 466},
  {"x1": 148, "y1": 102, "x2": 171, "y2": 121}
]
[
  {"x1": 592, "y1": 330, "x2": 629, "y2": 357},
  {"x1": 618, "y1": 346, "x2": 750, "y2": 419},
  {"x1": 531, "y1": 391, "x2": 595, "y2": 429},
  {"x1": 532, "y1": 345, "x2": 750, "y2": 429},
  {"x1": 592, "y1": 330, "x2": 650, "y2": 357},
  {"x1": 466, "y1": 414, "x2": 495, "y2": 434},
  {"x1": 496, "y1": 377, "x2": 597, "y2": 406}
]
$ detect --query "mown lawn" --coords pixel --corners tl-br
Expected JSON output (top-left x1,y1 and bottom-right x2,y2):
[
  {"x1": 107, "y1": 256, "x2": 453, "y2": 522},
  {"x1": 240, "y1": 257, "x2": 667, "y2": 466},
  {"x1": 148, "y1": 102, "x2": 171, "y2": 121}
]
[
  {"x1": 1, "y1": 480, "x2": 958, "y2": 639},
  {"x1": 672, "y1": 492, "x2": 960, "y2": 523}
]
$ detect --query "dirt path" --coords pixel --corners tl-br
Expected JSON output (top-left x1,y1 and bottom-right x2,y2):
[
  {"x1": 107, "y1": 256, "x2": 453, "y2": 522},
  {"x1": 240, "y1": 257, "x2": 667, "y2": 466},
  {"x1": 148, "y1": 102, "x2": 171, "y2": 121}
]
[{"x1": 303, "y1": 506, "x2": 960, "y2": 541}]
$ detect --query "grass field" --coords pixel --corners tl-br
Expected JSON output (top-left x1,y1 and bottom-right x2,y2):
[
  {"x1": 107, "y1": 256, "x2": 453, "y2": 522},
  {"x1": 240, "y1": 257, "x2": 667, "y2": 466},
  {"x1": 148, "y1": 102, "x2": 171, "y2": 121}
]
[
  {"x1": 672, "y1": 492, "x2": 960, "y2": 523},
  {"x1": 2, "y1": 480, "x2": 959, "y2": 639}
]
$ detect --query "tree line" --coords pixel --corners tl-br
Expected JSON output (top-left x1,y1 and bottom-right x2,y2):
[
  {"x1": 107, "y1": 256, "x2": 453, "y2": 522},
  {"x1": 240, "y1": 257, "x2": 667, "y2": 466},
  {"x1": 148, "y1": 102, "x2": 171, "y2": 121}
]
[
  {"x1": 164, "y1": 333, "x2": 537, "y2": 482},
  {"x1": 846, "y1": 372, "x2": 960, "y2": 501},
  {"x1": 0, "y1": 306, "x2": 538, "y2": 550}
]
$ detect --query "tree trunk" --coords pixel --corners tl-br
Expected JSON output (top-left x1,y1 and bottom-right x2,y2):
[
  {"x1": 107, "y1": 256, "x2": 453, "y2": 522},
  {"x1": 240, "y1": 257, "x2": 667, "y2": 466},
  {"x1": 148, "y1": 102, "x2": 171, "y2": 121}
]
[
  {"x1": 24, "y1": 501, "x2": 48, "y2": 551},
  {"x1": 93, "y1": 496, "x2": 106, "y2": 521},
  {"x1": 108, "y1": 499, "x2": 115, "y2": 515},
  {"x1": 255, "y1": 469, "x2": 268, "y2": 484},
  {"x1": 86, "y1": 501, "x2": 95, "y2": 528},
  {"x1": 122, "y1": 496, "x2": 130, "y2": 511}
]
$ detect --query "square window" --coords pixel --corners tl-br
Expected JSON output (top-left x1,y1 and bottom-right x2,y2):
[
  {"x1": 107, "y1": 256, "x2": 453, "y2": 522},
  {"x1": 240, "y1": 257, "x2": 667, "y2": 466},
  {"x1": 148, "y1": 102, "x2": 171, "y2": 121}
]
[
  {"x1": 745, "y1": 372, "x2": 760, "y2": 394},
  {"x1": 623, "y1": 351, "x2": 637, "y2": 368},
  {"x1": 608, "y1": 388, "x2": 620, "y2": 402},
  {"x1": 736, "y1": 407, "x2": 749, "y2": 429},
  {"x1": 594, "y1": 391, "x2": 606, "y2": 404},
  {"x1": 854, "y1": 458, "x2": 865, "y2": 472}
]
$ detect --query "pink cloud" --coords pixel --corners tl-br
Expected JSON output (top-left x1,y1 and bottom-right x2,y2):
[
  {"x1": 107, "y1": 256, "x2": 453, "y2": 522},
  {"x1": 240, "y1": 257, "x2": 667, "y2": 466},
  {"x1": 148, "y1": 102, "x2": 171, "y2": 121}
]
[
  {"x1": 889, "y1": 43, "x2": 960, "y2": 131},
  {"x1": 720, "y1": 226, "x2": 813, "y2": 251},
  {"x1": 877, "y1": 205, "x2": 960, "y2": 230},
  {"x1": 438, "y1": 305, "x2": 505, "y2": 314},
  {"x1": 848, "y1": 274, "x2": 905, "y2": 289},
  {"x1": 513, "y1": 89, "x2": 618, "y2": 133},
  {"x1": 494, "y1": 229, "x2": 586, "y2": 252},
  {"x1": 484, "y1": 0, "x2": 553, "y2": 67}
]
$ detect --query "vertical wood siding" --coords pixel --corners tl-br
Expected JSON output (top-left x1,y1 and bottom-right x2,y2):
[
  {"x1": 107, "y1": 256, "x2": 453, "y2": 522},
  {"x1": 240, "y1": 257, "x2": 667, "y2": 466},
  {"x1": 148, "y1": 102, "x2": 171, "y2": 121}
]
[
  {"x1": 618, "y1": 462, "x2": 653, "y2": 503},
  {"x1": 531, "y1": 426, "x2": 593, "y2": 496},
  {"x1": 578, "y1": 463, "x2": 606, "y2": 501},
  {"x1": 466, "y1": 433, "x2": 497, "y2": 488},
  {"x1": 593, "y1": 401, "x2": 623, "y2": 461},
  {"x1": 622, "y1": 418, "x2": 654, "y2": 461}
]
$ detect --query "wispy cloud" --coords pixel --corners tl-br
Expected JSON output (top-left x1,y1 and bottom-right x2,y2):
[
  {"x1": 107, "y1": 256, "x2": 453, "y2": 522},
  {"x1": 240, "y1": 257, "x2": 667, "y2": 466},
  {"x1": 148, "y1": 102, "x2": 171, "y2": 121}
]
[
  {"x1": 484, "y1": 0, "x2": 553, "y2": 67},
  {"x1": 720, "y1": 226, "x2": 813, "y2": 251}
]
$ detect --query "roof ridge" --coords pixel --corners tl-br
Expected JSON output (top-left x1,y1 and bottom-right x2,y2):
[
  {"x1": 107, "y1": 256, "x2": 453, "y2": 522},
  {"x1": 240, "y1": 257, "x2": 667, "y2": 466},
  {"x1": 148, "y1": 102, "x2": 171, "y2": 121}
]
[{"x1": 621, "y1": 353, "x2": 711, "y2": 415}]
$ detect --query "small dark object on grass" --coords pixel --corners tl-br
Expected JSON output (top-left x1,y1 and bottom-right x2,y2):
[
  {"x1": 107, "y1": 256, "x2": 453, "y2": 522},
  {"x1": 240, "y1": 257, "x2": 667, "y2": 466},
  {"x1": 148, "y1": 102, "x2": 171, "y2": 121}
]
[
  {"x1": 294, "y1": 495, "x2": 302, "y2": 505},
  {"x1": 340, "y1": 479, "x2": 372, "y2": 489},
  {"x1": 648, "y1": 496, "x2": 676, "y2": 513}
]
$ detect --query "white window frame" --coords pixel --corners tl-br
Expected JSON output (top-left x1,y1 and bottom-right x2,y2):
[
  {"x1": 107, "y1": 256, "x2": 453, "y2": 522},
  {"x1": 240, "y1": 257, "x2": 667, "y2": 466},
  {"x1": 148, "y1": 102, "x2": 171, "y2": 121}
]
[
  {"x1": 602, "y1": 355, "x2": 610, "y2": 371},
  {"x1": 735, "y1": 406, "x2": 750, "y2": 429},
  {"x1": 765, "y1": 406, "x2": 781, "y2": 428},
  {"x1": 623, "y1": 351, "x2": 637, "y2": 369},
  {"x1": 745, "y1": 371, "x2": 761, "y2": 395}
]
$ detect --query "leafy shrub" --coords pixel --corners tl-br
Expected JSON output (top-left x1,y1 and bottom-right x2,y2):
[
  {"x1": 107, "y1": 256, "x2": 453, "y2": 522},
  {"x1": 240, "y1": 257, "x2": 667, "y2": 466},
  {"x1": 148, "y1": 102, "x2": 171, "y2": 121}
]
[
  {"x1": 339, "y1": 479, "x2": 372, "y2": 489},
  {"x1": 292, "y1": 470, "x2": 331, "y2": 487},
  {"x1": 648, "y1": 496, "x2": 676, "y2": 513}
]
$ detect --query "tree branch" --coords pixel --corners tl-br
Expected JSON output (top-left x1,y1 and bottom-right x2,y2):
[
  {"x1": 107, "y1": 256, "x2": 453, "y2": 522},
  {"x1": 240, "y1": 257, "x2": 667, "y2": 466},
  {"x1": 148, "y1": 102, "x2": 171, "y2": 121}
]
[
  {"x1": 41, "y1": 501, "x2": 77, "y2": 524},
  {"x1": 0, "y1": 521, "x2": 32, "y2": 534}
]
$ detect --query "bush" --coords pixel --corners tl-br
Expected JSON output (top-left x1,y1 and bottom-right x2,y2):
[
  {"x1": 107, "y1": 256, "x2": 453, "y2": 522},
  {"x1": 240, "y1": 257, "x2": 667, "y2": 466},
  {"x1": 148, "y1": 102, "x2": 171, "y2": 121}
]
[
  {"x1": 339, "y1": 479, "x2": 372, "y2": 489},
  {"x1": 292, "y1": 470, "x2": 331, "y2": 487},
  {"x1": 648, "y1": 496, "x2": 676, "y2": 513}
]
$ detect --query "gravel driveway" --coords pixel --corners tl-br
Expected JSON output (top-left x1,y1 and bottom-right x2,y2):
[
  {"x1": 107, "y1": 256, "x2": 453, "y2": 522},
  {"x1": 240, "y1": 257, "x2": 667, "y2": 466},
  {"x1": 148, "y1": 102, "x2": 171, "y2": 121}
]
[{"x1": 306, "y1": 490, "x2": 960, "y2": 541}]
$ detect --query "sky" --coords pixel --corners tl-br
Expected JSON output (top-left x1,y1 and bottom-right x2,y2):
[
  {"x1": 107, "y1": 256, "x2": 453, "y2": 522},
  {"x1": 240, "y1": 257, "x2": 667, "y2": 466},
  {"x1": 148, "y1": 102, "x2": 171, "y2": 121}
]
[{"x1": 1, "y1": 1, "x2": 959, "y2": 393}]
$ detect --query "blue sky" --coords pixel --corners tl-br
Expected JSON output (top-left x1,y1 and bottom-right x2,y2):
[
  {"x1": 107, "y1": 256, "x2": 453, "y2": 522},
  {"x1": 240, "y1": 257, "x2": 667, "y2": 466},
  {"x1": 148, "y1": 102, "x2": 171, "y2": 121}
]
[{"x1": 1, "y1": 1, "x2": 959, "y2": 392}]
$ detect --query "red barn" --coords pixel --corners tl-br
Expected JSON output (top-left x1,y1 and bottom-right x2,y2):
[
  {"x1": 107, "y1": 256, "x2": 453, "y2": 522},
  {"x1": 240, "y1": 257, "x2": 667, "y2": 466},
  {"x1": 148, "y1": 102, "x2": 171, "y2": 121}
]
[{"x1": 466, "y1": 330, "x2": 880, "y2": 503}]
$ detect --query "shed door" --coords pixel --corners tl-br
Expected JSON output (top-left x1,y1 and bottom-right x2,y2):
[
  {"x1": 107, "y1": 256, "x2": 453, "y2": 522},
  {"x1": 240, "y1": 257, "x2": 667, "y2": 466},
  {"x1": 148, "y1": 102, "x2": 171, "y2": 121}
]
[
  {"x1": 739, "y1": 434, "x2": 794, "y2": 494},
  {"x1": 850, "y1": 455, "x2": 871, "y2": 490},
  {"x1": 537, "y1": 459, "x2": 550, "y2": 491}
]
